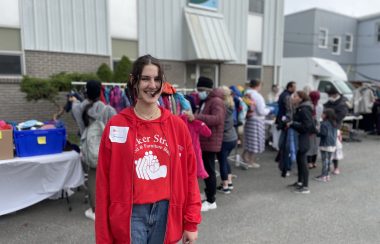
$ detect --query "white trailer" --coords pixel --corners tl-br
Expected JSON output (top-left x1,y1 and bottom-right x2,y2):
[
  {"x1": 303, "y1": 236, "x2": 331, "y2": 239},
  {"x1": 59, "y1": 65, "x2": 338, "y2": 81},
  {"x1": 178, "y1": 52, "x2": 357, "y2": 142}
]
[{"x1": 281, "y1": 57, "x2": 353, "y2": 103}]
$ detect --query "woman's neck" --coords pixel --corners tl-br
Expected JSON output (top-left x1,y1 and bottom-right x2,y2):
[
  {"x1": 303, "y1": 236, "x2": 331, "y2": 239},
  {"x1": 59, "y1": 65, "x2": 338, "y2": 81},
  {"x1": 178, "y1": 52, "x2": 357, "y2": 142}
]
[{"x1": 134, "y1": 102, "x2": 161, "y2": 120}]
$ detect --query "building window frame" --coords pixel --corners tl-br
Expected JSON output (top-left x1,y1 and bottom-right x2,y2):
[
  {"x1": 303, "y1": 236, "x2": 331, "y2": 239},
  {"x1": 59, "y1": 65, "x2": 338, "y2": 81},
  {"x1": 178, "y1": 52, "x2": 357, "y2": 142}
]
[
  {"x1": 0, "y1": 51, "x2": 24, "y2": 77},
  {"x1": 332, "y1": 36, "x2": 341, "y2": 55},
  {"x1": 345, "y1": 33, "x2": 353, "y2": 52},
  {"x1": 249, "y1": 0, "x2": 264, "y2": 15},
  {"x1": 376, "y1": 22, "x2": 380, "y2": 44},
  {"x1": 318, "y1": 28, "x2": 328, "y2": 48}
]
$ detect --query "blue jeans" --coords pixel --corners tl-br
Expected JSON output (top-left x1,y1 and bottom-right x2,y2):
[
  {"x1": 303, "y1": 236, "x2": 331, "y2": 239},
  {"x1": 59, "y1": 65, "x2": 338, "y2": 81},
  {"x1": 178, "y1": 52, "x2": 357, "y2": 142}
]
[
  {"x1": 131, "y1": 200, "x2": 169, "y2": 244},
  {"x1": 217, "y1": 140, "x2": 237, "y2": 181},
  {"x1": 321, "y1": 151, "x2": 333, "y2": 177}
]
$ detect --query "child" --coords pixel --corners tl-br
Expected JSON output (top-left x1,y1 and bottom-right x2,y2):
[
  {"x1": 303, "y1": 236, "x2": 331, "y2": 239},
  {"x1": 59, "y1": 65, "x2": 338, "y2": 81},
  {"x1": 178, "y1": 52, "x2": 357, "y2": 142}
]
[{"x1": 315, "y1": 109, "x2": 338, "y2": 182}]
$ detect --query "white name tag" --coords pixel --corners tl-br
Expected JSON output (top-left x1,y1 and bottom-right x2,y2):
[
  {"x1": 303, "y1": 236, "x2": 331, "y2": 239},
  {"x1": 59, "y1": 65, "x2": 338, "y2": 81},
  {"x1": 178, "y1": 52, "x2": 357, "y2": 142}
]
[{"x1": 109, "y1": 126, "x2": 129, "y2": 143}]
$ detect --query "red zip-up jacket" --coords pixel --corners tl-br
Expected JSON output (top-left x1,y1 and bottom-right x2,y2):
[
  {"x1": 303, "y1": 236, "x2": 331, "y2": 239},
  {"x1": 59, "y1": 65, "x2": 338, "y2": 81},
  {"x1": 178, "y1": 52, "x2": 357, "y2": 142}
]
[{"x1": 96, "y1": 107, "x2": 202, "y2": 243}]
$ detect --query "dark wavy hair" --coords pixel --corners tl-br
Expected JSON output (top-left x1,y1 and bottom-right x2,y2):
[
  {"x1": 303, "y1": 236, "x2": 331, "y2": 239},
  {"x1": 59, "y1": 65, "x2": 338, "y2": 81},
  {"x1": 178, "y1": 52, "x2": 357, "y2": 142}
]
[{"x1": 127, "y1": 54, "x2": 164, "y2": 105}]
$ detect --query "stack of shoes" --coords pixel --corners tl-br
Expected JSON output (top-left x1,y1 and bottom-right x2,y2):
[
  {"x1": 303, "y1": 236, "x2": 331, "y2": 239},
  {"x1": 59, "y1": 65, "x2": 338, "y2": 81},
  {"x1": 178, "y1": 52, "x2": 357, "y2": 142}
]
[{"x1": 84, "y1": 208, "x2": 95, "y2": 221}]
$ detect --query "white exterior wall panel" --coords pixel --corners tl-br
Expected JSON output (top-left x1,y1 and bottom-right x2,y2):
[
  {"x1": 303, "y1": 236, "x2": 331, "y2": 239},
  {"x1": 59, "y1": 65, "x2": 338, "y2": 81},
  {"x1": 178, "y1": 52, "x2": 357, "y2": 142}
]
[
  {"x1": 138, "y1": 0, "x2": 186, "y2": 60},
  {"x1": 247, "y1": 14, "x2": 263, "y2": 52},
  {"x1": 222, "y1": 0, "x2": 248, "y2": 64},
  {"x1": 262, "y1": 0, "x2": 284, "y2": 66},
  {"x1": 0, "y1": 0, "x2": 20, "y2": 27},
  {"x1": 21, "y1": 0, "x2": 109, "y2": 55}
]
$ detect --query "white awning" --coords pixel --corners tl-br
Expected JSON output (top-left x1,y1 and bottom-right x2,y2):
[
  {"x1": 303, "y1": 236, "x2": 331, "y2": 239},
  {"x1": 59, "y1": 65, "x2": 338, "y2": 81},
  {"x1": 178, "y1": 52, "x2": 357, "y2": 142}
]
[{"x1": 185, "y1": 9, "x2": 237, "y2": 61}]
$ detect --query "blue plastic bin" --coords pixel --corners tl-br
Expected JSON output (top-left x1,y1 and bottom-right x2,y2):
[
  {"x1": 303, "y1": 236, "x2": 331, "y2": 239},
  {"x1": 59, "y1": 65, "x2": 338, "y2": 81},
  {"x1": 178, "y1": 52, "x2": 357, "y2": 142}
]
[{"x1": 14, "y1": 127, "x2": 66, "y2": 157}]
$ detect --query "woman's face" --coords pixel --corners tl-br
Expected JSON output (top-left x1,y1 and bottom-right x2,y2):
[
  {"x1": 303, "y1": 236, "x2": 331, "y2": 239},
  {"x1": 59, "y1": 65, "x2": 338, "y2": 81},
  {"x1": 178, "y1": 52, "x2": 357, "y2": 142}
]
[
  {"x1": 292, "y1": 93, "x2": 302, "y2": 105},
  {"x1": 137, "y1": 64, "x2": 162, "y2": 105}
]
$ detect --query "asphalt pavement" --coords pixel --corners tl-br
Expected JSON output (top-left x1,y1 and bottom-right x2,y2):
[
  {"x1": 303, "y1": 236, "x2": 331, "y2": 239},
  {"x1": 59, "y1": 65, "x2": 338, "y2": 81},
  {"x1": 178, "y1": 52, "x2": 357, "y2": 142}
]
[{"x1": 1, "y1": 136, "x2": 380, "y2": 244}]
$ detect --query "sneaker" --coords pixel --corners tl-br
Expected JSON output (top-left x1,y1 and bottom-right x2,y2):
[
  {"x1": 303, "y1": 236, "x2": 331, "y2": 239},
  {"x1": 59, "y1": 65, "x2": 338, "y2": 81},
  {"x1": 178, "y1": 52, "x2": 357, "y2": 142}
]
[
  {"x1": 217, "y1": 185, "x2": 231, "y2": 194},
  {"x1": 201, "y1": 201, "x2": 217, "y2": 212},
  {"x1": 247, "y1": 162, "x2": 260, "y2": 168},
  {"x1": 84, "y1": 208, "x2": 95, "y2": 221},
  {"x1": 287, "y1": 182, "x2": 302, "y2": 188},
  {"x1": 314, "y1": 176, "x2": 327, "y2": 182},
  {"x1": 228, "y1": 183, "x2": 234, "y2": 190},
  {"x1": 294, "y1": 187, "x2": 310, "y2": 194},
  {"x1": 332, "y1": 168, "x2": 340, "y2": 175}
]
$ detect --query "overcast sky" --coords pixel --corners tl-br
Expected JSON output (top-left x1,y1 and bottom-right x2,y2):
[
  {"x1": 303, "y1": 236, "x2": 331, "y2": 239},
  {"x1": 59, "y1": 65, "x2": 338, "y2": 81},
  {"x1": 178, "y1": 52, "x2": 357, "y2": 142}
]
[{"x1": 285, "y1": 0, "x2": 380, "y2": 17}]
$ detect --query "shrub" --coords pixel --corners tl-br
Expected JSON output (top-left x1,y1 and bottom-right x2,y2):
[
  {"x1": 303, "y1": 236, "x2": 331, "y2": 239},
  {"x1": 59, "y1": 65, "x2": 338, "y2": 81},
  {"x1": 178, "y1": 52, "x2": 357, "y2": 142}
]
[
  {"x1": 113, "y1": 56, "x2": 132, "y2": 83},
  {"x1": 97, "y1": 63, "x2": 113, "y2": 82}
]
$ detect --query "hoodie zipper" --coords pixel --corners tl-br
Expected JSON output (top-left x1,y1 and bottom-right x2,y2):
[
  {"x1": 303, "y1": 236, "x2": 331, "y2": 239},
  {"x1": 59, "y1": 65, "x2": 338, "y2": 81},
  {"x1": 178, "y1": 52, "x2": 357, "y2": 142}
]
[{"x1": 129, "y1": 122, "x2": 138, "y2": 243}]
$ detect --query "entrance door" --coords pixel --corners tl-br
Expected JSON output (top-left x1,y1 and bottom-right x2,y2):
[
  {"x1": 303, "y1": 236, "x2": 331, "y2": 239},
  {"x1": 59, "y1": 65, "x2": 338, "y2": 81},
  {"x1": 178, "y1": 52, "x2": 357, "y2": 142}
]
[{"x1": 186, "y1": 63, "x2": 219, "y2": 88}]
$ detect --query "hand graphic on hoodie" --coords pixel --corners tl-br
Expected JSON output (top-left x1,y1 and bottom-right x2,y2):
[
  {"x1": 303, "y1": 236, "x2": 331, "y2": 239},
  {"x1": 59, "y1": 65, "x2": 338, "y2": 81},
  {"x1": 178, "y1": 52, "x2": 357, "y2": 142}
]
[{"x1": 135, "y1": 151, "x2": 167, "y2": 180}]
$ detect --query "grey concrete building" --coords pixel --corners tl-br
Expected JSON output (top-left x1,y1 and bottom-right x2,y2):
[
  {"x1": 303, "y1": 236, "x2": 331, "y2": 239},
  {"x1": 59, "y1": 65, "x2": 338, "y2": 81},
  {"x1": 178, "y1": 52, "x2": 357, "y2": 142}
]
[
  {"x1": 284, "y1": 8, "x2": 357, "y2": 79},
  {"x1": 356, "y1": 13, "x2": 380, "y2": 81},
  {"x1": 284, "y1": 8, "x2": 380, "y2": 81}
]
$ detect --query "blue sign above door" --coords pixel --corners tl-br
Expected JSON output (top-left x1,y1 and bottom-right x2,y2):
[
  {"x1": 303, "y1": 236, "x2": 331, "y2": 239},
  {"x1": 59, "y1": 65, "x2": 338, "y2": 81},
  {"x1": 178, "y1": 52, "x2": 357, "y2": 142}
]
[{"x1": 189, "y1": 0, "x2": 218, "y2": 11}]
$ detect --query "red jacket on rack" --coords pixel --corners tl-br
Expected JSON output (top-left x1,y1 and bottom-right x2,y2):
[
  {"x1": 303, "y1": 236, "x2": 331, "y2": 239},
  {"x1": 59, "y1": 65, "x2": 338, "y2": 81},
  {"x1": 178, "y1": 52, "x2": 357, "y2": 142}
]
[{"x1": 95, "y1": 107, "x2": 201, "y2": 244}]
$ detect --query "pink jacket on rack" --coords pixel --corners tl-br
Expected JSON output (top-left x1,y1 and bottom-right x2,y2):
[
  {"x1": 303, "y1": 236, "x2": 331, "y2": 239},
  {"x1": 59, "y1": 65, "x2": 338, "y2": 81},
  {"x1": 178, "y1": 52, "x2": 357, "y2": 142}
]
[{"x1": 180, "y1": 115, "x2": 212, "y2": 179}]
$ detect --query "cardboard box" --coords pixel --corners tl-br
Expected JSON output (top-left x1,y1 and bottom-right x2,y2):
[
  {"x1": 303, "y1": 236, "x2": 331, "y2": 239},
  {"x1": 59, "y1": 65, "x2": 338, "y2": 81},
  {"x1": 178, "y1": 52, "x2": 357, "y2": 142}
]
[{"x1": 0, "y1": 129, "x2": 14, "y2": 160}]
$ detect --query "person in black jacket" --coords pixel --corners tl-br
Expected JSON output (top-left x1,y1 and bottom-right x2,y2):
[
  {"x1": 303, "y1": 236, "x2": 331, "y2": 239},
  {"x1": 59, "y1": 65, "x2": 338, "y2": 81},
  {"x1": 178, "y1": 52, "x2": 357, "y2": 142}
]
[
  {"x1": 276, "y1": 81, "x2": 296, "y2": 130},
  {"x1": 287, "y1": 91, "x2": 315, "y2": 194},
  {"x1": 323, "y1": 86, "x2": 349, "y2": 175}
]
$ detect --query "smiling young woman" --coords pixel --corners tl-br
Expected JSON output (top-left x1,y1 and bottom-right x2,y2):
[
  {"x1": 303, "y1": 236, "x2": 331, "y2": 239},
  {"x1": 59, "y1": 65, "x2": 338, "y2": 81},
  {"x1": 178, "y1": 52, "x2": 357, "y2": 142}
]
[{"x1": 96, "y1": 55, "x2": 201, "y2": 244}]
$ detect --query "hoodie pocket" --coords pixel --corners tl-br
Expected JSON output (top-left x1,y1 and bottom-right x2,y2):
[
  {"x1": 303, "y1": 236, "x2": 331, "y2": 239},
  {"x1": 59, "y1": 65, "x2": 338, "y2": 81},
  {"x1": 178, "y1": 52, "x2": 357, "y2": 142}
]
[{"x1": 109, "y1": 202, "x2": 131, "y2": 242}]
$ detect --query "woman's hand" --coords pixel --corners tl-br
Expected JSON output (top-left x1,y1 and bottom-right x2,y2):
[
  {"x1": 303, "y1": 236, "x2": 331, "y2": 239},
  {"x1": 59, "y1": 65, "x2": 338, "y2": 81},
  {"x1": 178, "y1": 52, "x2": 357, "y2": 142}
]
[
  {"x1": 182, "y1": 230, "x2": 198, "y2": 243},
  {"x1": 183, "y1": 110, "x2": 195, "y2": 122}
]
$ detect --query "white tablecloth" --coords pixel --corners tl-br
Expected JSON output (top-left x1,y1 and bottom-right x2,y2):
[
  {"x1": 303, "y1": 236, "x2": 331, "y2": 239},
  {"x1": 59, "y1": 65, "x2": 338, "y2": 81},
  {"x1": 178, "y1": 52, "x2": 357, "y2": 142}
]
[{"x1": 0, "y1": 151, "x2": 84, "y2": 216}]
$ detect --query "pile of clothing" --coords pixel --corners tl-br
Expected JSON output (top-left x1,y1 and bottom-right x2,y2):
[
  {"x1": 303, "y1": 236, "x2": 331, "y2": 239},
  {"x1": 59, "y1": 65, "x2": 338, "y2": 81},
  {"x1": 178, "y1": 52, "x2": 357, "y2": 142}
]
[{"x1": 15, "y1": 120, "x2": 64, "y2": 131}]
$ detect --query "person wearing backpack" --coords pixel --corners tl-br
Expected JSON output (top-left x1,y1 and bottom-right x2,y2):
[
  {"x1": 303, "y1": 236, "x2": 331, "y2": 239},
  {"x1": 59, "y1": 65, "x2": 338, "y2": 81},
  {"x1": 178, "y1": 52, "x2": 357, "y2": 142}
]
[
  {"x1": 70, "y1": 80, "x2": 116, "y2": 221},
  {"x1": 96, "y1": 55, "x2": 201, "y2": 244}
]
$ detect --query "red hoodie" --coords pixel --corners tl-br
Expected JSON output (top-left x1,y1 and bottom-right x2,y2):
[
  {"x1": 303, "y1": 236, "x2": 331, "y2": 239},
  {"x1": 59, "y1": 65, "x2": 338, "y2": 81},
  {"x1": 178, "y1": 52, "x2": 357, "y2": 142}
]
[{"x1": 96, "y1": 107, "x2": 202, "y2": 244}]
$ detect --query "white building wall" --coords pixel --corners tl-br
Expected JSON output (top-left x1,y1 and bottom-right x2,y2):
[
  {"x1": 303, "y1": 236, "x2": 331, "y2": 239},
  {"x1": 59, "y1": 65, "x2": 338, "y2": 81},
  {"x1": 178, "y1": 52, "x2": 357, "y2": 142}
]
[
  {"x1": 221, "y1": 0, "x2": 248, "y2": 64},
  {"x1": 262, "y1": 0, "x2": 284, "y2": 83},
  {"x1": 138, "y1": 0, "x2": 186, "y2": 60},
  {"x1": 21, "y1": 0, "x2": 109, "y2": 55},
  {"x1": 109, "y1": 0, "x2": 137, "y2": 40},
  {"x1": 0, "y1": 0, "x2": 20, "y2": 27},
  {"x1": 247, "y1": 14, "x2": 263, "y2": 52}
]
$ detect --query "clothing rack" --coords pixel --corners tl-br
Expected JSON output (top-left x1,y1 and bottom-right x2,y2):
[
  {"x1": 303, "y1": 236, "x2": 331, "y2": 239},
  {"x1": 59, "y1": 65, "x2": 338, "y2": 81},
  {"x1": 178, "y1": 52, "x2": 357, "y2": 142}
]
[
  {"x1": 175, "y1": 88, "x2": 196, "y2": 94},
  {"x1": 71, "y1": 81, "x2": 126, "y2": 86}
]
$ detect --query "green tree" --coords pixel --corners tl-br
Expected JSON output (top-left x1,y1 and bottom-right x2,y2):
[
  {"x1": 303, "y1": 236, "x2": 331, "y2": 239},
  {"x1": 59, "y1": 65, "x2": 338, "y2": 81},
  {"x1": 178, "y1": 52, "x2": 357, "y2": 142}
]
[
  {"x1": 113, "y1": 56, "x2": 132, "y2": 83},
  {"x1": 97, "y1": 63, "x2": 113, "y2": 82}
]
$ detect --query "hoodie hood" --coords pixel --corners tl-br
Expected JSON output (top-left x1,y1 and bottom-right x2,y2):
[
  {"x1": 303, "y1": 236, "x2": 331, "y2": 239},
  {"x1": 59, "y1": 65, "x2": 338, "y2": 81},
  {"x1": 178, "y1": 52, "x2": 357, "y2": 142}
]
[
  {"x1": 207, "y1": 88, "x2": 224, "y2": 101},
  {"x1": 230, "y1": 85, "x2": 243, "y2": 97}
]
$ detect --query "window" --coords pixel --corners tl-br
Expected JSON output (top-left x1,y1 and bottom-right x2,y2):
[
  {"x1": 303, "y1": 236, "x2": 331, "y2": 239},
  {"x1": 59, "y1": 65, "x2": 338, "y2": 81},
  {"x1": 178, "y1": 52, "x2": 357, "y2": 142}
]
[
  {"x1": 332, "y1": 36, "x2": 341, "y2": 55},
  {"x1": 376, "y1": 23, "x2": 380, "y2": 43},
  {"x1": 345, "y1": 33, "x2": 353, "y2": 52},
  {"x1": 0, "y1": 54, "x2": 22, "y2": 75},
  {"x1": 318, "y1": 80, "x2": 333, "y2": 93},
  {"x1": 318, "y1": 28, "x2": 328, "y2": 48},
  {"x1": 247, "y1": 51, "x2": 262, "y2": 80},
  {"x1": 249, "y1": 0, "x2": 264, "y2": 14}
]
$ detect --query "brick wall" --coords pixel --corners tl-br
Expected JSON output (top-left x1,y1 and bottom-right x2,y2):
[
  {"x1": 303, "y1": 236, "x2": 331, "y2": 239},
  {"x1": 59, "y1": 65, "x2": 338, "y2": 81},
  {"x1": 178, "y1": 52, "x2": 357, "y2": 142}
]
[
  {"x1": 24, "y1": 50, "x2": 111, "y2": 78},
  {"x1": 219, "y1": 63, "x2": 247, "y2": 87},
  {"x1": 0, "y1": 51, "x2": 111, "y2": 136},
  {"x1": 0, "y1": 80, "x2": 78, "y2": 135}
]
